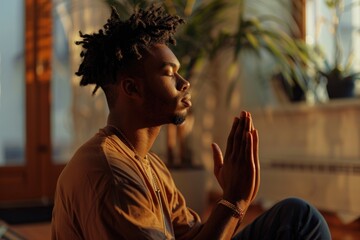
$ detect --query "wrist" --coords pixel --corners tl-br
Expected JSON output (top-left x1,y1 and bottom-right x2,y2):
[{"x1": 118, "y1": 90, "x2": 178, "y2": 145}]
[
  {"x1": 222, "y1": 194, "x2": 249, "y2": 210},
  {"x1": 217, "y1": 199, "x2": 245, "y2": 219}
]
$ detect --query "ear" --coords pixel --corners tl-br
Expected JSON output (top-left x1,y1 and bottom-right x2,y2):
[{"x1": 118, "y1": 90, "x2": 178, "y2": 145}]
[{"x1": 121, "y1": 77, "x2": 142, "y2": 98}]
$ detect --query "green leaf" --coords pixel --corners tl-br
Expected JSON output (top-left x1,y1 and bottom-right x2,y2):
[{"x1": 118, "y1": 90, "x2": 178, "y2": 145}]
[{"x1": 245, "y1": 32, "x2": 260, "y2": 49}]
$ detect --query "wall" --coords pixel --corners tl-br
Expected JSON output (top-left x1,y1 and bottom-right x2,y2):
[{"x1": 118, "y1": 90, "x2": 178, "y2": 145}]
[{"x1": 253, "y1": 98, "x2": 360, "y2": 223}]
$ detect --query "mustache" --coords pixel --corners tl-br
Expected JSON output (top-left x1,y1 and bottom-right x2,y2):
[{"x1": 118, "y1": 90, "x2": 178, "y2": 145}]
[{"x1": 182, "y1": 92, "x2": 191, "y2": 99}]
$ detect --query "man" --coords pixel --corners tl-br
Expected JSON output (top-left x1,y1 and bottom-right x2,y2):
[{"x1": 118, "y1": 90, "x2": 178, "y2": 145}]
[{"x1": 52, "y1": 5, "x2": 331, "y2": 240}]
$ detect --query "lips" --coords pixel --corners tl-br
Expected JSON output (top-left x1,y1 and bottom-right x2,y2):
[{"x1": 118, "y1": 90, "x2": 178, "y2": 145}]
[{"x1": 181, "y1": 94, "x2": 192, "y2": 107}]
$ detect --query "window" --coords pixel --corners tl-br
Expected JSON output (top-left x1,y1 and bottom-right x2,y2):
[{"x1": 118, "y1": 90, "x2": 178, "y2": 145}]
[
  {"x1": 0, "y1": 0, "x2": 25, "y2": 166},
  {"x1": 0, "y1": 0, "x2": 110, "y2": 203},
  {"x1": 305, "y1": 0, "x2": 360, "y2": 70}
]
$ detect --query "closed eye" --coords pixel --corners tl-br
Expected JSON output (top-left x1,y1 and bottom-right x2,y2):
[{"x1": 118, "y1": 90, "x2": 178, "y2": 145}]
[
  {"x1": 162, "y1": 61, "x2": 180, "y2": 78},
  {"x1": 164, "y1": 71, "x2": 175, "y2": 78}
]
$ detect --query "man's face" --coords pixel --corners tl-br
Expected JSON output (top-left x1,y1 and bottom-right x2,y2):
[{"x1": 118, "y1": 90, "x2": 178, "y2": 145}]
[{"x1": 138, "y1": 44, "x2": 191, "y2": 126}]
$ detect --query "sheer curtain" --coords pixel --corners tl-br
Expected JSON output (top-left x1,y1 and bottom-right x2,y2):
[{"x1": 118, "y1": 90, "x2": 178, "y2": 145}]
[
  {"x1": 51, "y1": 0, "x2": 109, "y2": 163},
  {"x1": 306, "y1": 0, "x2": 360, "y2": 70}
]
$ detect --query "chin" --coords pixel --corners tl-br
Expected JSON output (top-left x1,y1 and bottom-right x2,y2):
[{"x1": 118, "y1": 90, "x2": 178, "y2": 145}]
[{"x1": 171, "y1": 115, "x2": 186, "y2": 125}]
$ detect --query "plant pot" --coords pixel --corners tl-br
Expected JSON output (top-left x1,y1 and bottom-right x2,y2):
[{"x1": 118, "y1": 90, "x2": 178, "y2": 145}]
[
  {"x1": 326, "y1": 78, "x2": 355, "y2": 99},
  {"x1": 272, "y1": 73, "x2": 305, "y2": 102}
]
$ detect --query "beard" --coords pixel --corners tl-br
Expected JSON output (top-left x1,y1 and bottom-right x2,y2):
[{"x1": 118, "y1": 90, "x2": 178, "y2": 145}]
[{"x1": 171, "y1": 114, "x2": 186, "y2": 125}]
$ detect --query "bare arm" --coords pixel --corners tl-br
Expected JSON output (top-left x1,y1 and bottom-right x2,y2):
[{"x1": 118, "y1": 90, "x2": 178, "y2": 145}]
[{"x1": 194, "y1": 111, "x2": 260, "y2": 239}]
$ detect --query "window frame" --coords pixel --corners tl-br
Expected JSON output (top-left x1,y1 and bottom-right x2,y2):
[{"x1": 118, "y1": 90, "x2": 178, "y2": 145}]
[
  {"x1": 0, "y1": 0, "x2": 64, "y2": 204},
  {"x1": 292, "y1": 0, "x2": 306, "y2": 39}
]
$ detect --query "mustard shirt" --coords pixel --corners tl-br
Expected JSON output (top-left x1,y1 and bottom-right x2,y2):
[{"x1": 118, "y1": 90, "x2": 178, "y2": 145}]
[{"x1": 52, "y1": 126, "x2": 202, "y2": 240}]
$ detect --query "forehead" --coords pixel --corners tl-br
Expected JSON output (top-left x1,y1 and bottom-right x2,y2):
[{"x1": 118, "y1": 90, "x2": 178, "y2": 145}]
[{"x1": 143, "y1": 44, "x2": 180, "y2": 69}]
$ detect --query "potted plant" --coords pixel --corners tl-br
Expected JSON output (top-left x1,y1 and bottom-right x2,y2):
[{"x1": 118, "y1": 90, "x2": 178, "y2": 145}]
[
  {"x1": 214, "y1": 0, "x2": 323, "y2": 104},
  {"x1": 271, "y1": 39, "x2": 329, "y2": 103},
  {"x1": 312, "y1": 0, "x2": 360, "y2": 99}
]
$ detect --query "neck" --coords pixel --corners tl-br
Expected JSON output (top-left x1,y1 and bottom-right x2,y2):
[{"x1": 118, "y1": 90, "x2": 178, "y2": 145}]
[{"x1": 107, "y1": 113, "x2": 161, "y2": 158}]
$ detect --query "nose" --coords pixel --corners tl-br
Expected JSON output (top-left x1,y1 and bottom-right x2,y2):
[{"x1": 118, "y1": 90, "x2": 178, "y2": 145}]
[{"x1": 176, "y1": 74, "x2": 191, "y2": 91}]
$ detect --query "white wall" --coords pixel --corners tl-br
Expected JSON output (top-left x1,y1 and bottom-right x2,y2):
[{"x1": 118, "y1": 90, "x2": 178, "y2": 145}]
[{"x1": 252, "y1": 99, "x2": 360, "y2": 223}]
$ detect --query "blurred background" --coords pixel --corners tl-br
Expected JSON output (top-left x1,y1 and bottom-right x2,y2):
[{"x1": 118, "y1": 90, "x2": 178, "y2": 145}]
[{"x1": 0, "y1": 0, "x2": 359, "y2": 239}]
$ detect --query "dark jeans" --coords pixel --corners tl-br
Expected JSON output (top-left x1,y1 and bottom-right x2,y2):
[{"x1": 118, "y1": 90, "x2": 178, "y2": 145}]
[{"x1": 233, "y1": 198, "x2": 331, "y2": 240}]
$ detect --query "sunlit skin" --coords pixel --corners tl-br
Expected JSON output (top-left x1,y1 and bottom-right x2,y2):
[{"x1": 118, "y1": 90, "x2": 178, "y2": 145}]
[
  {"x1": 107, "y1": 43, "x2": 260, "y2": 239},
  {"x1": 140, "y1": 44, "x2": 192, "y2": 126},
  {"x1": 212, "y1": 111, "x2": 260, "y2": 213}
]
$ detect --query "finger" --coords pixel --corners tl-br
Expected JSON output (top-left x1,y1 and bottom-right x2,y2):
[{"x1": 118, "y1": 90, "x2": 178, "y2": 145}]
[
  {"x1": 224, "y1": 117, "x2": 239, "y2": 160},
  {"x1": 249, "y1": 112, "x2": 255, "y2": 131},
  {"x1": 211, "y1": 143, "x2": 224, "y2": 177},
  {"x1": 238, "y1": 113, "x2": 251, "y2": 162},
  {"x1": 243, "y1": 111, "x2": 250, "y2": 132},
  {"x1": 246, "y1": 112, "x2": 252, "y2": 132},
  {"x1": 232, "y1": 111, "x2": 247, "y2": 159},
  {"x1": 251, "y1": 129, "x2": 260, "y2": 201},
  {"x1": 245, "y1": 131, "x2": 256, "y2": 199},
  {"x1": 243, "y1": 113, "x2": 252, "y2": 154}
]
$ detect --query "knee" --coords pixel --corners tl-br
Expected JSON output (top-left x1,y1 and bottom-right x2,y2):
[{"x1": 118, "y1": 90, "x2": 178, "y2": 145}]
[
  {"x1": 273, "y1": 198, "x2": 331, "y2": 238},
  {"x1": 276, "y1": 197, "x2": 310, "y2": 214},
  {"x1": 275, "y1": 197, "x2": 328, "y2": 227}
]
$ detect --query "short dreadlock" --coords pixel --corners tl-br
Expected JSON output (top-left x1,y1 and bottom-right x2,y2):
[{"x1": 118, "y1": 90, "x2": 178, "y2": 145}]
[{"x1": 75, "y1": 5, "x2": 185, "y2": 95}]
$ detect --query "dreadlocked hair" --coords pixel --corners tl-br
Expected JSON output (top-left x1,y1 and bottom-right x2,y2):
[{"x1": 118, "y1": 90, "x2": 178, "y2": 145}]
[{"x1": 75, "y1": 5, "x2": 185, "y2": 95}]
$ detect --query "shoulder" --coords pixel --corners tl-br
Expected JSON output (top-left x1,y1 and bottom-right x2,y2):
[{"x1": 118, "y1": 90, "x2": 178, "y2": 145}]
[
  {"x1": 56, "y1": 131, "x2": 113, "y2": 196},
  {"x1": 60, "y1": 127, "x2": 131, "y2": 183}
]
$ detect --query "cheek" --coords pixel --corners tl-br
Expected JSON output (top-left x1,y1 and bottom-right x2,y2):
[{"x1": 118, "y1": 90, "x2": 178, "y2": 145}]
[
  {"x1": 152, "y1": 92, "x2": 178, "y2": 108},
  {"x1": 144, "y1": 90, "x2": 179, "y2": 115},
  {"x1": 146, "y1": 80, "x2": 177, "y2": 102}
]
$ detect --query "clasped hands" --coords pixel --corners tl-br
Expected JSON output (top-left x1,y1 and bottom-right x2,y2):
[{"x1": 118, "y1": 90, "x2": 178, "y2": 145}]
[{"x1": 212, "y1": 111, "x2": 260, "y2": 212}]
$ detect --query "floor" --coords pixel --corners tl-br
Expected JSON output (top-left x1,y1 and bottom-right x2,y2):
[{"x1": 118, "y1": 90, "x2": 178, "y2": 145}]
[
  {"x1": 5, "y1": 204, "x2": 360, "y2": 240},
  {"x1": 9, "y1": 222, "x2": 51, "y2": 240}
]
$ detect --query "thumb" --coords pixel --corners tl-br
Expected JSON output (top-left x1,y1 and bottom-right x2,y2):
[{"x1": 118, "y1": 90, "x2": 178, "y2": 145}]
[{"x1": 211, "y1": 143, "x2": 223, "y2": 175}]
